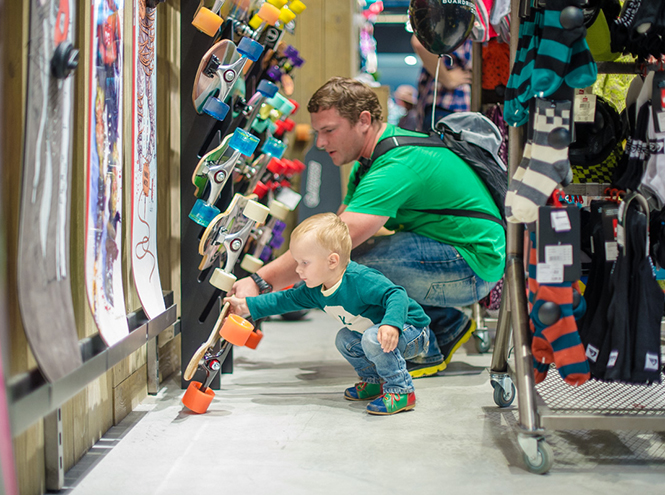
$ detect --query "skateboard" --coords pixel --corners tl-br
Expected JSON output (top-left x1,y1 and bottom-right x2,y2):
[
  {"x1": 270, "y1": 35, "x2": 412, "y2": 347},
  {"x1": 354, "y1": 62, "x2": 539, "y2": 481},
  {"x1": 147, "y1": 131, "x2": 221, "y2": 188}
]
[
  {"x1": 189, "y1": 127, "x2": 260, "y2": 227},
  {"x1": 85, "y1": 0, "x2": 129, "y2": 346},
  {"x1": 182, "y1": 302, "x2": 261, "y2": 413},
  {"x1": 17, "y1": 0, "x2": 83, "y2": 382},
  {"x1": 191, "y1": 36, "x2": 264, "y2": 119},
  {"x1": 131, "y1": 0, "x2": 165, "y2": 319}
]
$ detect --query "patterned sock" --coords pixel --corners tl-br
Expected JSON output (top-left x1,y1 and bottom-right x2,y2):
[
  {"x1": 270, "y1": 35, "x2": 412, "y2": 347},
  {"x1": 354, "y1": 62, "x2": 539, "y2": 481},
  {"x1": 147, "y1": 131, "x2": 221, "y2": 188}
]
[
  {"x1": 564, "y1": 37, "x2": 598, "y2": 89},
  {"x1": 504, "y1": 11, "x2": 538, "y2": 126},
  {"x1": 530, "y1": 282, "x2": 590, "y2": 386},
  {"x1": 511, "y1": 98, "x2": 573, "y2": 224},
  {"x1": 505, "y1": 140, "x2": 532, "y2": 223},
  {"x1": 527, "y1": 232, "x2": 553, "y2": 383},
  {"x1": 531, "y1": 1, "x2": 587, "y2": 97}
]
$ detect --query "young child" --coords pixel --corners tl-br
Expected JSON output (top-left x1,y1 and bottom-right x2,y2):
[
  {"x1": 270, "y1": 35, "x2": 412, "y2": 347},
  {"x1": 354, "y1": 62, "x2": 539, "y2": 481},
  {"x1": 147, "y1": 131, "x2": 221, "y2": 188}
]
[{"x1": 224, "y1": 213, "x2": 432, "y2": 415}]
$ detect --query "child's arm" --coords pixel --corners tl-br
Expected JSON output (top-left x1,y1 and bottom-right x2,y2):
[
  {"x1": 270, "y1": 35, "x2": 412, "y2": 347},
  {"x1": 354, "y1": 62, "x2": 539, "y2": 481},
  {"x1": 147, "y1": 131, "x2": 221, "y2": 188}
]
[
  {"x1": 377, "y1": 325, "x2": 400, "y2": 353},
  {"x1": 223, "y1": 295, "x2": 251, "y2": 318}
]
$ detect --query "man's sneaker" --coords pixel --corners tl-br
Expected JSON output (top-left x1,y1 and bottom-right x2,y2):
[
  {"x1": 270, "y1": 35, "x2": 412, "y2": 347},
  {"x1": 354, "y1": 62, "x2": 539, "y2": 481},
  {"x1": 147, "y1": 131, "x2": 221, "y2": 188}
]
[
  {"x1": 440, "y1": 319, "x2": 477, "y2": 365},
  {"x1": 366, "y1": 392, "x2": 416, "y2": 415},
  {"x1": 344, "y1": 382, "x2": 382, "y2": 401},
  {"x1": 406, "y1": 359, "x2": 446, "y2": 378}
]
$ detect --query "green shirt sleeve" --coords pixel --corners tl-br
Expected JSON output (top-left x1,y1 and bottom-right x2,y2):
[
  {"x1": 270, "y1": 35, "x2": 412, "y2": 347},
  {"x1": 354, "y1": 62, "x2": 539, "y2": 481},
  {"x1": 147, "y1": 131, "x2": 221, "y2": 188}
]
[{"x1": 246, "y1": 284, "x2": 319, "y2": 320}]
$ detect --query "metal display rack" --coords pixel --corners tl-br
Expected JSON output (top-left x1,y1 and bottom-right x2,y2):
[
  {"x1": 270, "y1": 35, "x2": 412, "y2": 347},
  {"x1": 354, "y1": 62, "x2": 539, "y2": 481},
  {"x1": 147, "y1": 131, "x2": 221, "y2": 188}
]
[{"x1": 487, "y1": 0, "x2": 665, "y2": 474}]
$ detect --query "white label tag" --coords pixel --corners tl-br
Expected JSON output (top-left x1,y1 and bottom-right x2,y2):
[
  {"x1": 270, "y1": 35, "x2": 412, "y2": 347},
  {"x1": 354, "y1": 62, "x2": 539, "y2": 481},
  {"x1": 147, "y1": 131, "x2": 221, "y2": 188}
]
[
  {"x1": 545, "y1": 244, "x2": 573, "y2": 266},
  {"x1": 605, "y1": 241, "x2": 618, "y2": 261},
  {"x1": 275, "y1": 187, "x2": 302, "y2": 211},
  {"x1": 586, "y1": 344, "x2": 599, "y2": 362},
  {"x1": 658, "y1": 112, "x2": 665, "y2": 132},
  {"x1": 607, "y1": 350, "x2": 618, "y2": 368},
  {"x1": 616, "y1": 224, "x2": 625, "y2": 248},
  {"x1": 644, "y1": 352, "x2": 660, "y2": 371},
  {"x1": 536, "y1": 263, "x2": 564, "y2": 283},
  {"x1": 574, "y1": 92, "x2": 596, "y2": 122},
  {"x1": 551, "y1": 210, "x2": 572, "y2": 232}
]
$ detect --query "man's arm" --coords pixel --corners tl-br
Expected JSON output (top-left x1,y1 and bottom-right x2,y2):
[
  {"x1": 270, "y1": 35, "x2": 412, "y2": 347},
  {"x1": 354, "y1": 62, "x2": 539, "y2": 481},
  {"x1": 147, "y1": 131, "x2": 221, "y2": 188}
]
[
  {"x1": 411, "y1": 35, "x2": 471, "y2": 90},
  {"x1": 339, "y1": 210, "x2": 389, "y2": 248}
]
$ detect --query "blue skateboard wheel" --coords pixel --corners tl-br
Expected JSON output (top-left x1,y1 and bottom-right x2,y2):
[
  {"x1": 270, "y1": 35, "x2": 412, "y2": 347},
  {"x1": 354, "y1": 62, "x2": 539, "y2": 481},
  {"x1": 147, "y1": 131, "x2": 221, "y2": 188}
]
[
  {"x1": 189, "y1": 199, "x2": 220, "y2": 227},
  {"x1": 257, "y1": 79, "x2": 279, "y2": 98},
  {"x1": 237, "y1": 37, "x2": 264, "y2": 62},
  {"x1": 203, "y1": 97, "x2": 230, "y2": 121},
  {"x1": 261, "y1": 137, "x2": 287, "y2": 159},
  {"x1": 270, "y1": 234, "x2": 284, "y2": 249},
  {"x1": 273, "y1": 220, "x2": 287, "y2": 234},
  {"x1": 229, "y1": 128, "x2": 260, "y2": 156}
]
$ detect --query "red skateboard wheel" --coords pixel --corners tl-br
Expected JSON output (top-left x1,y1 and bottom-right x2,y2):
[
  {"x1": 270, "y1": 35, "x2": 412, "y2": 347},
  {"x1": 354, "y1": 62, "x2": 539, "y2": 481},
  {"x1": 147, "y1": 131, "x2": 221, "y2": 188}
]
[{"x1": 182, "y1": 381, "x2": 215, "y2": 414}]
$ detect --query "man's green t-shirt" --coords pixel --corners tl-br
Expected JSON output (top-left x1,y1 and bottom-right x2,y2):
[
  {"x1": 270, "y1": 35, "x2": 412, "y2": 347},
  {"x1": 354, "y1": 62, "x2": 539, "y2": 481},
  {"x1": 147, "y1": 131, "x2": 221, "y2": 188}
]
[{"x1": 344, "y1": 124, "x2": 505, "y2": 282}]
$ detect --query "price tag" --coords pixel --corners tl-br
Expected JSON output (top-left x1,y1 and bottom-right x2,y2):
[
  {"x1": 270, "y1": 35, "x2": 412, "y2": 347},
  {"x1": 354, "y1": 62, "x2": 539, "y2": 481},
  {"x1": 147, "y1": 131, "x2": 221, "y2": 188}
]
[
  {"x1": 574, "y1": 90, "x2": 596, "y2": 123},
  {"x1": 536, "y1": 263, "x2": 564, "y2": 284},
  {"x1": 275, "y1": 187, "x2": 302, "y2": 211},
  {"x1": 605, "y1": 241, "x2": 618, "y2": 261},
  {"x1": 551, "y1": 210, "x2": 571, "y2": 232},
  {"x1": 545, "y1": 244, "x2": 573, "y2": 266}
]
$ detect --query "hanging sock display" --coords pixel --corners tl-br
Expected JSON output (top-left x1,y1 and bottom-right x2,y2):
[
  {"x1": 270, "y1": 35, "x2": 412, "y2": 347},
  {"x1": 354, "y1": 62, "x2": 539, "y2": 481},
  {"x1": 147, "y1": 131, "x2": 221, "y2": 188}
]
[{"x1": 510, "y1": 98, "x2": 573, "y2": 224}]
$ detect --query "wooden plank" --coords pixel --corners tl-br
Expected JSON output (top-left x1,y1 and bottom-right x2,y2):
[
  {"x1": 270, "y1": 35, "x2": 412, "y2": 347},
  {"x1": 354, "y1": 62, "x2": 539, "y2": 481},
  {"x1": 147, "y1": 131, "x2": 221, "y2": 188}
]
[
  {"x1": 158, "y1": 332, "x2": 181, "y2": 383},
  {"x1": 323, "y1": 0, "x2": 354, "y2": 81},
  {"x1": 13, "y1": 423, "x2": 44, "y2": 495},
  {"x1": 113, "y1": 364, "x2": 148, "y2": 425},
  {"x1": 86, "y1": 371, "x2": 114, "y2": 444},
  {"x1": 71, "y1": 388, "x2": 90, "y2": 466},
  {"x1": 113, "y1": 345, "x2": 147, "y2": 387}
]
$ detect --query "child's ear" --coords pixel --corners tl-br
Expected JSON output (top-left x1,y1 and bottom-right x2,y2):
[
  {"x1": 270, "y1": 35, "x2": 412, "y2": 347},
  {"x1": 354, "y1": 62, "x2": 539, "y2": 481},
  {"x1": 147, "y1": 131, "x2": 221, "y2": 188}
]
[{"x1": 328, "y1": 252, "x2": 340, "y2": 268}]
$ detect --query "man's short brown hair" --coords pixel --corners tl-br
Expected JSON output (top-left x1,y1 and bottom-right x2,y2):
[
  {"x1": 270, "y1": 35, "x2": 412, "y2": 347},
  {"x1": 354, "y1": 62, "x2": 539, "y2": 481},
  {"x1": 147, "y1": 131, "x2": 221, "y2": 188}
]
[{"x1": 307, "y1": 77, "x2": 383, "y2": 125}]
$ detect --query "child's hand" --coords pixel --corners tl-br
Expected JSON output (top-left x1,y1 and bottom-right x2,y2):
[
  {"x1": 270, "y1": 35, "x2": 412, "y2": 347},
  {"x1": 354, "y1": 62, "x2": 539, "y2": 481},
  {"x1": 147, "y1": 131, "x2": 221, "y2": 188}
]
[
  {"x1": 377, "y1": 325, "x2": 399, "y2": 353},
  {"x1": 223, "y1": 295, "x2": 250, "y2": 317}
]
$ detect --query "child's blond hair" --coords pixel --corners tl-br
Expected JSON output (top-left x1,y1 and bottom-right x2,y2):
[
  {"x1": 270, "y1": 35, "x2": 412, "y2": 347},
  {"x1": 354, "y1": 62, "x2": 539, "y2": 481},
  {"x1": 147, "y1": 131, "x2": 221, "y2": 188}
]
[{"x1": 290, "y1": 213, "x2": 352, "y2": 266}]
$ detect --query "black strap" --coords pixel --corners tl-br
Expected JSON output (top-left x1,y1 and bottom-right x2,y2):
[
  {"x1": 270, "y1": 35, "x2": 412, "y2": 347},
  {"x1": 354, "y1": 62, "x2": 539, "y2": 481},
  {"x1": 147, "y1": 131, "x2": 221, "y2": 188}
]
[{"x1": 370, "y1": 133, "x2": 506, "y2": 229}]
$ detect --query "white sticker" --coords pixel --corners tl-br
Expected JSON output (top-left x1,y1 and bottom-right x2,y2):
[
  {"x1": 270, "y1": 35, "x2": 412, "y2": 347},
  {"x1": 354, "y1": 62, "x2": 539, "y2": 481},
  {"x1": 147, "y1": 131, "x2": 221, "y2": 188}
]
[
  {"x1": 616, "y1": 224, "x2": 625, "y2": 248},
  {"x1": 275, "y1": 187, "x2": 302, "y2": 211},
  {"x1": 586, "y1": 344, "x2": 599, "y2": 362},
  {"x1": 574, "y1": 92, "x2": 596, "y2": 123},
  {"x1": 545, "y1": 244, "x2": 573, "y2": 266},
  {"x1": 644, "y1": 352, "x2": 660, "y2": 371},
  {"x1": 658, "y1": 112, "x2": 665, "y2": 132},
  {"x1": 607, "y1": 350, "x2": 618, "y2": 368},
  {"x1": 605, "y1": 241, "x2": 618, "y2": 261},
  {"x1": 550, "y1": 210, "x2": 572, "y2": 232},
  {"x1": 536, "y1": 263, "x2": 564, "y2": 284}
]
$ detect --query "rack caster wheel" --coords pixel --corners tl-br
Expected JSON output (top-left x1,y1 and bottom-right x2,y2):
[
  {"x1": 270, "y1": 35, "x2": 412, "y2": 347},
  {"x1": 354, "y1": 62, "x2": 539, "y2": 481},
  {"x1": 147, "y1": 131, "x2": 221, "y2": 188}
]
[
  {"x1": 523, "y1": 439, "x2": 554, "y2": 475},
  {"x1": 473, "y1": 329, "x2": 491, "y2": 354},
  {"x1": 492, "y1": 380, "x2": 515, "y2": 408},
  {"x1": 220, "y1": 314, "x2": 254, "y2": 346},
  {"x1": 182, "y1": 381, "x2": 215, "y2": 414}
]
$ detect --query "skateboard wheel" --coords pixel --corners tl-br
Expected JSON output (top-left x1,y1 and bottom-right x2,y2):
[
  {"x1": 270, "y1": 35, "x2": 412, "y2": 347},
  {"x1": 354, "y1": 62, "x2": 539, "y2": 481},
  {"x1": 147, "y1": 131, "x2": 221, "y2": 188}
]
[
  {"x1": 203, "y1": 97, "x2": 230, "y2": 121},
  {"x1": 192, "y1": 7, "x2": 223, "y2": 37},
  {"x1": 237, "y1": 37, "x2": 264, "y2": 62},
  {"x1": 256, "y1": 2, "x2": 281, "y2": 25},
  {"x1": 245, "y1": 329, "x2": 264, "y2": 349},
  {"x1": 278, "y1": 7, "x2": 296, "y2": 24},
  {"x1": 268, "y1": 0, "x2": 288, "y2": 7},
  {"x1": 261, "y1": 137, "x2": 287, "y2": 159},
  {"x1": 182, "y1": 381, "x2": 215, "y2": 414},
  {"x1": 210, "y1": 268, "x2": 237, "y2": 292},
  {"x1": 189, "y1": 199, "x2": 220, "y2": 227},
  {"x1": 51, "y1": 42, "x2": 79, "y2": 79},
  {"x1": 240, "y1": 254, "x2": 264, "y2": 273},
  {"x1": 269, "y1": 200, "x2": 290, "y2": 221},
  {"x1": 294, "y1": 123, "x2": 312, "y2": 142},
  {"x1": 229, "y1": 128, "x2": 260, "y2": 156},
  {"x1": 219, "y1": 314, "x2": 255, "y2": 346},
  {"x1": 289, "y1": 0, "x2": 307, "y2": 15},
  {"x1": 257, "y1": 79, "x2": 279, "y2": 98},
  {"x1": 243, "y1": 199, "x2": 271, "y2": 224},
  {"x1": 253, "y1": 181, "x2": 269, "y2": 199},
  {"x1": 270, "y1": 233, "x2": 285, "y2": 249},
  {"x1": 273, "y1": 220, "x2": 287, "y2": 234}
]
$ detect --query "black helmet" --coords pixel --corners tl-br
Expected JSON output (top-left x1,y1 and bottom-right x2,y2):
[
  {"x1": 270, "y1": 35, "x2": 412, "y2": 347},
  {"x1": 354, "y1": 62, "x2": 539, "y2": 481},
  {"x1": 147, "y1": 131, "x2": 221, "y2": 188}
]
[{"x1": 409, "y1": 0, "x2": 475, "y2": 55}]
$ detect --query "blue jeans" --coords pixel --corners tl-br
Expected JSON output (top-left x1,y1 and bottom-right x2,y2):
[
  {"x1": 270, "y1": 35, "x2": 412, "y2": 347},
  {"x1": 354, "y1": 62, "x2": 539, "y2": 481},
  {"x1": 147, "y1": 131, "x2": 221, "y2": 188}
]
[
  {"x1": 352, "y1": 232, "x2": 495, "y2": 362},
  {"x1": 335, "y1": 324, "x2": 429, "y2": 394}
]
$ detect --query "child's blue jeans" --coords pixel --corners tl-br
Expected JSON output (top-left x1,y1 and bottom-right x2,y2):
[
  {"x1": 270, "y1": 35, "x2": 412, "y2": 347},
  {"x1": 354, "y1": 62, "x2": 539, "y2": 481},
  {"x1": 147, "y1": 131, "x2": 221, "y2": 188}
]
[{"x1": 335, "y1": 323, "x2": 430, "y2": 395}]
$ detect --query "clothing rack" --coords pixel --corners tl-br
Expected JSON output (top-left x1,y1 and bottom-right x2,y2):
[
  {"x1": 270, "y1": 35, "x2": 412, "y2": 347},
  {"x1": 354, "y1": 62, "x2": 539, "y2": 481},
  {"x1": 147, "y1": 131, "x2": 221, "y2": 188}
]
[{"x1": 488, "y1": 0, "x2": 665, "y2": 474}]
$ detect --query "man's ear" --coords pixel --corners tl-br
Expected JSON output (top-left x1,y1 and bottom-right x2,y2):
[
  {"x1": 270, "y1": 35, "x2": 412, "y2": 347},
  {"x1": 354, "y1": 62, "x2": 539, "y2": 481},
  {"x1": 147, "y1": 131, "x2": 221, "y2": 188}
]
[
  {"x1": 357, "y1": 110, "x2": 372, "y2": 129},
  {"x1": 328, "y1": 252, "x2": 340, "y2": 268}
]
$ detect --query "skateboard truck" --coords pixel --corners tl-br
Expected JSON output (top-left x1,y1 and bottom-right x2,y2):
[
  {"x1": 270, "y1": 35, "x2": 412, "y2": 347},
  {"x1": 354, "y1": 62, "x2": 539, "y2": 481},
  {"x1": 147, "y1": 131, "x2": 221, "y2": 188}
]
[
  {"x1": 189, "y1": 128, "x2": 260, "y2": 227},
  {"x1": 51, "y1": 42, "x2": 79, "y2": 79}
]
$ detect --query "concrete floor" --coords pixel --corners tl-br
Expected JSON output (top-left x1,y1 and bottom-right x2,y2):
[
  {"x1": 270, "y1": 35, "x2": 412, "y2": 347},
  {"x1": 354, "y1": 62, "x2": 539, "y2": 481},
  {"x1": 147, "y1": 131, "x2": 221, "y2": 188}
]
[{"x1": 62, "y1": 310, "x2": 665, "y2": 495}]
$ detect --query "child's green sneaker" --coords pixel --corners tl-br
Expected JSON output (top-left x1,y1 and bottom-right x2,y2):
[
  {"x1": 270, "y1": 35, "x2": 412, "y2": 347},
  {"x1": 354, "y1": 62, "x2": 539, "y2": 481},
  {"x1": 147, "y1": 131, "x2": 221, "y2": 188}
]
[
  {"x1": 344, "y1": 382, "x2": 382, "y2": 401},
  {"x1": 366, "y1": 392, "x2": 416, "y2": 415}
]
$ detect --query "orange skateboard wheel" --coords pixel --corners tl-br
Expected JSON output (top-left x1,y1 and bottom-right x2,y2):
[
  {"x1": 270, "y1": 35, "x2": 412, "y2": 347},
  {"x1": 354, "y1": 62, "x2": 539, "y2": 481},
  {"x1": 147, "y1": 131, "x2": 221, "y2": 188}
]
[
  {"x1": 219, "y1": 314, "x2": 254, "y2": 346},
  {"x1": 245, "y1": 329, "x2": 264, "y2": 349},
  {"x1": 182, "y1": 381, "x2": 215, "y2": 414},
  {"x1": 192, "y1": 7, "x2": 223, "y2": 37}
]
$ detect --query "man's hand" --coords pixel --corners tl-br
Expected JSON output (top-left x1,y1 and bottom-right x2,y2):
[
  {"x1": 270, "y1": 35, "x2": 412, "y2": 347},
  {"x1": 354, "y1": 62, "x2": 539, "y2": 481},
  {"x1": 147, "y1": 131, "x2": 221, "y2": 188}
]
[
  {"x1": 222, "y1": 295, "x2": 250, "y2": 317},
  {"x1": 377, "y1": 325, "x2": 400, "y2": 353},
  {"x1": 441, "y1": 66, "x2": 472, "y2": 91},
  {"x1": 231, "y1": 276, "x2": 260, "y2": 298}
]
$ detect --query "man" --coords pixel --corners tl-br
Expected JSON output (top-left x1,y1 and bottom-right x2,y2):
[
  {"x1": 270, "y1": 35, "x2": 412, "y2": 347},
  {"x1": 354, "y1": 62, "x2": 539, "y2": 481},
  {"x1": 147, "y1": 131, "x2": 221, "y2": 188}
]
[{"x1": 232, "y1": 77, "x2": 505, "y2": 377}]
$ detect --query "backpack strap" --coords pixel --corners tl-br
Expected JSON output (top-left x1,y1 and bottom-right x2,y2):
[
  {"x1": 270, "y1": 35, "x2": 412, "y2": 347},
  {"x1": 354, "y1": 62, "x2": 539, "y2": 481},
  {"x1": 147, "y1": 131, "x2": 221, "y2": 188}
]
[{"x1": 370, "y1": 133, "x2": 506, "y2": 229}]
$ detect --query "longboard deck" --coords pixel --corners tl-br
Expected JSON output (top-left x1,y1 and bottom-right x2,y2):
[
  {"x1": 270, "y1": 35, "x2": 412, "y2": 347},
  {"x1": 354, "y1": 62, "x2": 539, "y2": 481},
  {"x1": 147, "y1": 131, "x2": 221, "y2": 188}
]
[
  {"x1": 17, "y1": 0, "x2": 82, "y2": 382},
  {"x1": 85, "y1": 0, "x2": 129, "y2": 346},
  {"x1": 131, "y1": 0, "x2": 165, "y2": 319}
]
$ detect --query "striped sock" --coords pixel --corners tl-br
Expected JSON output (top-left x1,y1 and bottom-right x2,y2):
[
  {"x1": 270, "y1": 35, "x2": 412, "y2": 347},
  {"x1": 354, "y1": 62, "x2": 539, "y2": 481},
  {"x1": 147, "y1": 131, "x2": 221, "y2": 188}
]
[
  {"x1": 505, "y1": 141, "x2": 532, "y2": 223},
  {"x1": 531, "y1": 283, "x2": 590, "y2": 386},
  {"x1": 504, "y1": 11, "x2": 539, "y2": 126},
  {"x1": 531, "y1": 2, "x2": 586, "y2": 97},
  {"x1": 527, "y1": 232, "x2": 552, "y2": 383},
  {"x1": 511, "y1": 98, "x2": 572, "y2": 224},
  {"x1": 564, "y1": 37, "x2": 598, "y2": 89}
]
